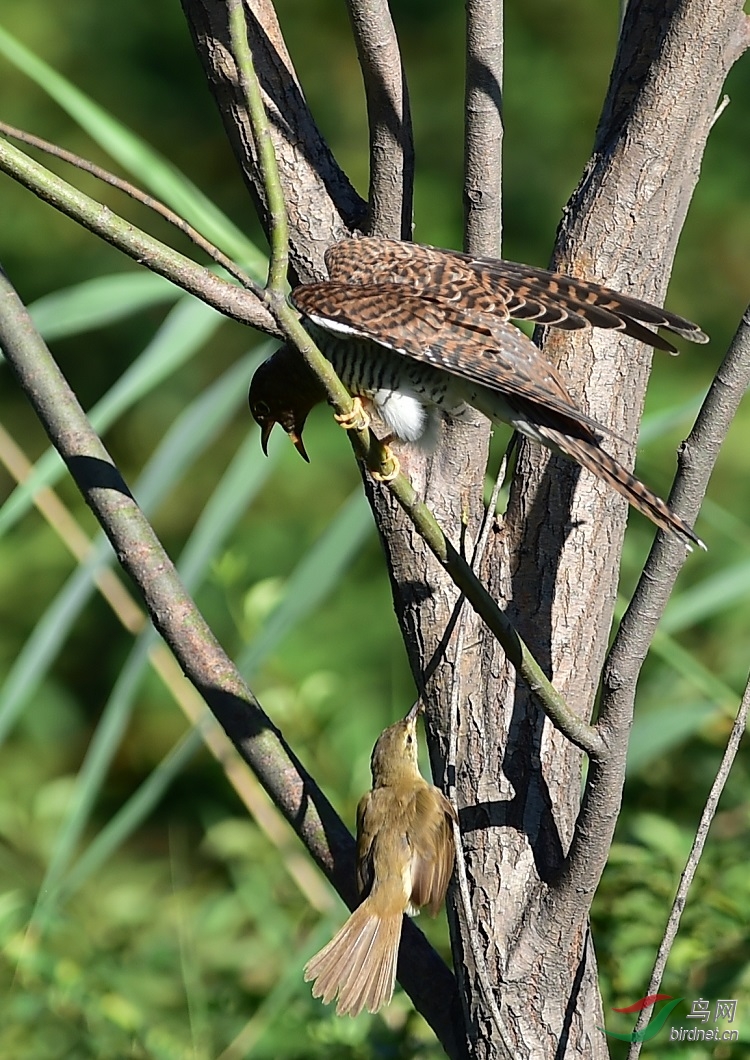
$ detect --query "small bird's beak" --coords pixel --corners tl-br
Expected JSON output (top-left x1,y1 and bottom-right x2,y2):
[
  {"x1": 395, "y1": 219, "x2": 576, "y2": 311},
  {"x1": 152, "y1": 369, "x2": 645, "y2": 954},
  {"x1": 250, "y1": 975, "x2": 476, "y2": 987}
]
[
  {"x1": 260, "y1": 421, "x2": 274, "y2": 457},
  {"x1": 405, "y1": 700, "x2": 422, "y2": 723}
]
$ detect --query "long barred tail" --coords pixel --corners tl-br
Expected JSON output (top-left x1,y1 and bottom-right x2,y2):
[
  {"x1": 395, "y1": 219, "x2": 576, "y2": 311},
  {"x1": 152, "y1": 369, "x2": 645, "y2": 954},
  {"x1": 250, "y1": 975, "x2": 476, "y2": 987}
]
[{"x1": 538, "y1": 426, "x2": 704, "y2": 550}]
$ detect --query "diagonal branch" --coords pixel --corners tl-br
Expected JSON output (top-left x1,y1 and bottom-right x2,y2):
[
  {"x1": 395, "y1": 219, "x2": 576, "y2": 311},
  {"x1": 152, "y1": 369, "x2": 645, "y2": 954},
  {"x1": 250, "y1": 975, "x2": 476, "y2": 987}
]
[
  {"x1": 0, "y1": 267, "x2": 465, "y2": 1060},
  {"x1": 0, "y1": 121, "x2": 261, "y2": 289},
  {"x1": 343, "y1": 0, "x2": 414, "y2": 238},
  {"x1": 553, "y1": 308, "x2": 750, "y2": 916},
  {"x1": 626, "y1": 665, "x2": 750, "y2": 1055},
  {"x1": 0, "y1": 134, "x2": 279, "y2": 335}
]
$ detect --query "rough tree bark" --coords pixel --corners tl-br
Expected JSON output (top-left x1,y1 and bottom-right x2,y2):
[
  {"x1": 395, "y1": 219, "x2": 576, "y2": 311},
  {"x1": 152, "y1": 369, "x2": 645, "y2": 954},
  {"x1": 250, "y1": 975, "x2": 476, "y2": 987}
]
[{"x1": 179, "y1": 1, "x2": 748, "y2": 1056}]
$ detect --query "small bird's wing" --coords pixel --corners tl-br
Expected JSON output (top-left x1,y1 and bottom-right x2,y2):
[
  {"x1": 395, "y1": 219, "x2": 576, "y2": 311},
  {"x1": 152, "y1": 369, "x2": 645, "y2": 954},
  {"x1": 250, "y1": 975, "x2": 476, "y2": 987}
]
[
  {"x1": 293, "y1": 281, "x2": 605, "y2": 440},
  {"x1": 408, "y1": 786, "x2": 457, "y2": 916},
  {"x1": 325, "y1": 238, "x2": 708, "y2": 353},
  {"x1": 355, "y1": 790, "x2": 378, "y2": 898}
]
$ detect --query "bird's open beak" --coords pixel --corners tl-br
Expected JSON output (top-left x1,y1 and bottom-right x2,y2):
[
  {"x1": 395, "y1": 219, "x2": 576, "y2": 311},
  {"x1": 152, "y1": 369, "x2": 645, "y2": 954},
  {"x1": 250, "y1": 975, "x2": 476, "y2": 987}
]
[
  {"x1": 260, "y1": 421, "x2": 310, "y2": 462},
  {"x1": 289, "y1": 430, "x2": 310, "y2": 463},
  {"x1": 260, "y1": 421, "x2": 274, "y2": 457}
]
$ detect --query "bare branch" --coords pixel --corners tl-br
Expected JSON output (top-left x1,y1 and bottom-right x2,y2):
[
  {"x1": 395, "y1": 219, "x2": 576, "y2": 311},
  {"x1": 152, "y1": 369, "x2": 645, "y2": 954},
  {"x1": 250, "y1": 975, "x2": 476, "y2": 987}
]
[
  {"x1": 627, "y1": 669, "x2": 750, "y2": 1056},
  {"x1": 464, "y1": 0, "x2": 503, "y2": 254},
  {"x1": 0, "y1": 268, "x2": 465, "y2": 1059},
  {"x1": 555, "y1": 306, "x2": 750, "y2": 923},
  {"x1": 344, "y1": 0, "x2": 414, "y2": 238},
  {"x1": 0, "y1": 121, "x2": 260, "y2": 289},
  {"x1": 0, "y1": 134, "x2": 279, "y2": 336}
]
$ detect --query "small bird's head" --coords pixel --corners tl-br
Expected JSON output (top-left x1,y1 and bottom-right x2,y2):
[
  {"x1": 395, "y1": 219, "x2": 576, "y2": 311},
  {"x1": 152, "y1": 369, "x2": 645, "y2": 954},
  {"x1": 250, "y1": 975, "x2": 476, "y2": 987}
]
[
  {"x1": 370, "y1": 702, "x2": 422, "y2": 786},
  {"x1": 248, "y1": 345, "x2": 326, "y2": 461}
]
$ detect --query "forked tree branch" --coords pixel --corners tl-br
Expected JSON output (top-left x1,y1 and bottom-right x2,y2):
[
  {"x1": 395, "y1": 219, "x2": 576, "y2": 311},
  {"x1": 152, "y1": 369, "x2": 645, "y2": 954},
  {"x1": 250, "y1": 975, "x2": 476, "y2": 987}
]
[{"x1": 228, "y1": 0, "x2": 603, "y2": 754}]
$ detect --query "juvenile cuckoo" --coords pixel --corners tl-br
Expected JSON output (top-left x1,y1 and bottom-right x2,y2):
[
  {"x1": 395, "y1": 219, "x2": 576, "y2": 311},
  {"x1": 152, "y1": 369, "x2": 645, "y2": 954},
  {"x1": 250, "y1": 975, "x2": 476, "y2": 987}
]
[{"x1": 249, "y1": 238, "x2": 707, "y2": 547}]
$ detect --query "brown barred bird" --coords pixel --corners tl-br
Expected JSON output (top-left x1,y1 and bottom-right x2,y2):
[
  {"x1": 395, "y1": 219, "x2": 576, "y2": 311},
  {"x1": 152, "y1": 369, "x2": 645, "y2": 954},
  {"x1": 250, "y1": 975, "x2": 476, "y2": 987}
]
[
  {"x1": 249, "y1": 238, "x2": 707, "y2": 547},
  {"x1": 303, "y1": 703, "x2": 456, "y2": 1016}
]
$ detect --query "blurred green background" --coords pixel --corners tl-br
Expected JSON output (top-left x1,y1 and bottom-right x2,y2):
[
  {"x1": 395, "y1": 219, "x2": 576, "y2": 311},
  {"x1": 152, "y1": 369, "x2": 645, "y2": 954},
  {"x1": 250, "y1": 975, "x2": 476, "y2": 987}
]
[{"x1": 0, "y1": 1, "x2": 748, "y2": 1057}]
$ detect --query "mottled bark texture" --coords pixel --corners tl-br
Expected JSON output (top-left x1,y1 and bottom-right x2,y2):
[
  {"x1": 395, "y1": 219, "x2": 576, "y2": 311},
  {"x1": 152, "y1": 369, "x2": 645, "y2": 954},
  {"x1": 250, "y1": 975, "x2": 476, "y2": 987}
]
[{"x1": 179, "y1": 0, "x2": 748, "y2": 1056}]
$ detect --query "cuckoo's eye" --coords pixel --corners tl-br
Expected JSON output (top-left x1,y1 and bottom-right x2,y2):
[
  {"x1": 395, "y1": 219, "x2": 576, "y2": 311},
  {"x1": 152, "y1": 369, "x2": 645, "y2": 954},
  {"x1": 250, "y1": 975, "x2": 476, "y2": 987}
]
[{"x1": 253, "y1": 400, "x2": 270, "y2": 418}]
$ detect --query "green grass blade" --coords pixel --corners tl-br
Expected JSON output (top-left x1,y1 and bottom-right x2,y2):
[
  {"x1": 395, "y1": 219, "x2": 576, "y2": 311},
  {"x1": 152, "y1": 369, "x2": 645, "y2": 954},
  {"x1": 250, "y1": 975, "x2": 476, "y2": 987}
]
[
  {"x1": 648, "y1": 626, "x2": 738, "y2": 712},
  {"x1": 238, "y1": 489, "x2": 374, "y2": 677},
  {"x1": 29, "y1": 272, "x2": 181, "y2": 341},
  {"x1": 0, "y1": 348, "x2": 267, "y2": 748},
  {"x1": 0, "y1": 295, "x2": 225, "y2": 537},
  {"x1": 32, "y1": 634, "x2": 159, "y2": 918},
  {"x1": 130, "y1": 346, "x2": 270, "y2": 514},
  {"x1": 55, "y1": 727, "x2": 205, "y2": 906},
  {"x1": 177, "y1": 428, "x2": 277, "y2": 588},
  {"x1": 0, "y1": 560, "x2": 103, "y2": 745},
  {"x1": 637, "y1": 393, "x2": 704, "y2": 446},
  {"x1": 662, "y1": 558, "x2": 750, "y2": 635},
  {"x1": 615, "y1": 595, "x2": 738, "y2": 714},
  {"x1": 627, "y1": 700, "x2": 718, "y2": 774}
]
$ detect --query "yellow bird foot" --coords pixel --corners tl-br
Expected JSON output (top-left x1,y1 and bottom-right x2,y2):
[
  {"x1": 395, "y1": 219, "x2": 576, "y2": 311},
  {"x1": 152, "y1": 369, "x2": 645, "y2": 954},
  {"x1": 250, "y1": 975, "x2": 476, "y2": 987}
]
[
  {"x1": 335, "y1": 397, "x2": 371, "y2": 433},
  {"x1": 370, "y1": 445, "x2": 401, "y2": 482}
]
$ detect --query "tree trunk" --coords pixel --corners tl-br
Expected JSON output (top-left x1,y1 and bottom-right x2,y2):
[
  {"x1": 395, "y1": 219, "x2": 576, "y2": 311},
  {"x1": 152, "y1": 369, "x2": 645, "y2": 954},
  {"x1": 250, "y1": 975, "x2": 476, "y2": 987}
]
[{"x1": 179, "y1": 0, "x2": 749, "y2": 1055}]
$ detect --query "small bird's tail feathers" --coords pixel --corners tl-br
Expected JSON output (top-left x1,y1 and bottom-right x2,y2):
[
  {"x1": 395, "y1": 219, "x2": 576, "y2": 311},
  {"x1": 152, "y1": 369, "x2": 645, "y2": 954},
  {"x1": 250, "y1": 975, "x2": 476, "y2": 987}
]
[{"x1": 303, "y1": 901, "x2": 403, "y2": 1016}]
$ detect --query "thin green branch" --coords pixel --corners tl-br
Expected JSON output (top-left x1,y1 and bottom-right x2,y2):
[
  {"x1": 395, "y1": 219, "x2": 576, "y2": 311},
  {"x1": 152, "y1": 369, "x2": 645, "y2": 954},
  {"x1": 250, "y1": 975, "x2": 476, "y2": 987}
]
[
  {"x1": 228, "y1": 0, "x2": 289, "y2": 291},
  {"x1": 275, "y1": 305, "x2": 601, "y2": 756}
]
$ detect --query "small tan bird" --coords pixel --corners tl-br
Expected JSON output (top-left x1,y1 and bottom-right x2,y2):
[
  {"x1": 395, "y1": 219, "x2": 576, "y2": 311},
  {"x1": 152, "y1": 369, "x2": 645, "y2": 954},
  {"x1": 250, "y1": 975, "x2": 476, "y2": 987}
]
[{"x1": 304, "y1": 703, "x2": 456, "y2": 1016}]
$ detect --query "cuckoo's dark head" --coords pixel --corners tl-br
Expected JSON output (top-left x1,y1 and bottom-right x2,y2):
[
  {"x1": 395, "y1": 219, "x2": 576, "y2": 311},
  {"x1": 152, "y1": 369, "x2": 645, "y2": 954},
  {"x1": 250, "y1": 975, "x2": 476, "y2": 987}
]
[{"x1": 248, "y1": 345, "x2": 327, "y2": 461}]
